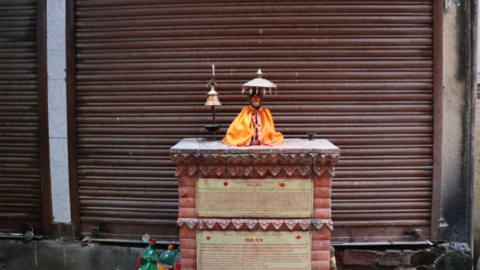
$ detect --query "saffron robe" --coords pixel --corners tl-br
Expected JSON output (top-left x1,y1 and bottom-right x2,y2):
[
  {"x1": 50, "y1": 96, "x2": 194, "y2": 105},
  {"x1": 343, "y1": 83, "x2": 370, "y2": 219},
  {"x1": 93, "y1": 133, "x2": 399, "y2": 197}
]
[{"x1": 222, "y1": 106, "x2": 283, "y2": 146}]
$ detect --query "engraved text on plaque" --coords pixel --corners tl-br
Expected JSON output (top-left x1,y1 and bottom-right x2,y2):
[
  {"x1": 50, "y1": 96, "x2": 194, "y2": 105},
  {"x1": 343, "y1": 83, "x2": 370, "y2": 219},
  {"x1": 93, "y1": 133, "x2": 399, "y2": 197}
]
[
  {"x1": 196, "y1": 179, "x2": 314, "y2": 217},
  {"x1": 197, "y1": 231, "x2": 312, "y2": 270}
]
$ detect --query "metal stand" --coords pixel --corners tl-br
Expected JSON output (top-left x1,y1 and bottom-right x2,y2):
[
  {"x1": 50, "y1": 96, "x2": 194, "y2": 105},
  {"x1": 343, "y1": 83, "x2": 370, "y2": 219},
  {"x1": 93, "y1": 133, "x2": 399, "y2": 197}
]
[
  {"x1": 203, "y1": 64, "x2": 222, "y2": 139},
  {"x1": 212, "y1": 106, "x2": 217, "y2": 140},
  {"x1": 204, "y1": 106, "x2": 222, "y2": 139}
]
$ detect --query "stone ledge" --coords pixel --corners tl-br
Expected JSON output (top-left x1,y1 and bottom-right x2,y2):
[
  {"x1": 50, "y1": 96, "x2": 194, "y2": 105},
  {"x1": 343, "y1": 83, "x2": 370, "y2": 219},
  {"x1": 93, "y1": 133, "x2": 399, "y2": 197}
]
[
  {"x1": 171, "y1": 153, "x2": 340, "y2": 166},
  {"x1": 171, "y1": 139, "x2": 340, "y2": 165},
  {"x1": 171, "y1": 138, "x2": 340, "y2": 155}
]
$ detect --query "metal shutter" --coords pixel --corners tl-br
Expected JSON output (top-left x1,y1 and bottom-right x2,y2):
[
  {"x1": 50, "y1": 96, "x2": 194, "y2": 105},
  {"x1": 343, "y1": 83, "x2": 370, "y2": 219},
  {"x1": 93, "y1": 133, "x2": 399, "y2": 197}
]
[
  {"x1": 0, "y1": 0, "x2": 46, "y2": 234},
  {"x1": 73, "y1": 0, "x2": 434, "y2": 243}
]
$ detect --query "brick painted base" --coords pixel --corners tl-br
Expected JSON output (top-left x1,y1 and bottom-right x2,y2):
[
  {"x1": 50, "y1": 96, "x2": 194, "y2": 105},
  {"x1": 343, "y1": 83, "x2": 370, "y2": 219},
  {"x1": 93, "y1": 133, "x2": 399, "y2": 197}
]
[
  {"x1": 171, "y1": 139, "x2": 340, "y2": 270},
  {"x1": 179, "y1": 227, "x2": 331, "y2": 270}
]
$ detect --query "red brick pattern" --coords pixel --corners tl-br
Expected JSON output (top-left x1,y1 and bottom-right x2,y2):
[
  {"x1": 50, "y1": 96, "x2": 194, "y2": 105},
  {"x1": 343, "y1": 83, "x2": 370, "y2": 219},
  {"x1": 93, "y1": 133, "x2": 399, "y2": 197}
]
[
  {"x1": 176, "y1": 175, "x2": 333, "y2": 270},
  {"x1": 171, "y1": 140, "x2": 340, "y2": 270}
]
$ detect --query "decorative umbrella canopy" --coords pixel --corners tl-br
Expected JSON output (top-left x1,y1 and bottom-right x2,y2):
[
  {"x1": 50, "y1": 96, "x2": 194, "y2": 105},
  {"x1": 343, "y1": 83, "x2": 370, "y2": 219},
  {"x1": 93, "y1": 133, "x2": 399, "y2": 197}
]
[{"x1": 242, "y1": 69, "x2": 277, "y2": 95}]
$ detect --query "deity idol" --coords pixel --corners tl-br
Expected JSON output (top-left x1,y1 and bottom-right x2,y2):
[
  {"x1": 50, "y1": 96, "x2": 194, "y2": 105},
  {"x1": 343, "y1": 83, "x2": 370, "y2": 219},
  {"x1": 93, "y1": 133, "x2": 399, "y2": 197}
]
[{"x1": 222, "y1": 69, "x2": 283, "y2": 146}]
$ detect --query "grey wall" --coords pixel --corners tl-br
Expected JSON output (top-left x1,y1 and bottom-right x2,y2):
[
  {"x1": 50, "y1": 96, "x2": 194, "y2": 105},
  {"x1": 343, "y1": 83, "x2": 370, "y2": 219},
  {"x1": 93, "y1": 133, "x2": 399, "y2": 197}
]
[{"x1": 0, "y1": 240, "x2": 159, "y2": 270}]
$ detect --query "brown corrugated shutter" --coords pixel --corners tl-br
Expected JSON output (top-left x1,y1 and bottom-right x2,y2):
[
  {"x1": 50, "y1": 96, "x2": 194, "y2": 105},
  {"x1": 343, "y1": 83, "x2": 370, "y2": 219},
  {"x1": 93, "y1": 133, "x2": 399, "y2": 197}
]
[
  {"x1": 0, "y1": 0, "x2": 45, "y2": 234},
  {"x1": 74, "y1": 0, "x2": 433, "y2": 243}
]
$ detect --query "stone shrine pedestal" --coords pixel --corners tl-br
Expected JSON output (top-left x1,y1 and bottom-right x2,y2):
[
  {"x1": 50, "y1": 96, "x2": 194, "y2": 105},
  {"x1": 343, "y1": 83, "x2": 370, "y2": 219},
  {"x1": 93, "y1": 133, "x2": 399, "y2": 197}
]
[{"x1": 171, "y1": 138, "x2": 340, "y2": 270}]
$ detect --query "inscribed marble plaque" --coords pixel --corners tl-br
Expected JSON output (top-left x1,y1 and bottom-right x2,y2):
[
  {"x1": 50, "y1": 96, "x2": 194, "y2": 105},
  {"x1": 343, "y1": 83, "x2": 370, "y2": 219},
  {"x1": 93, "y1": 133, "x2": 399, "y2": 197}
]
[
  {"x1": 196, "y1": 179, "x2": 313, "y2": 217},
  {"x1": 197, "y1": 231, "x2": 312, "y2": 270}
]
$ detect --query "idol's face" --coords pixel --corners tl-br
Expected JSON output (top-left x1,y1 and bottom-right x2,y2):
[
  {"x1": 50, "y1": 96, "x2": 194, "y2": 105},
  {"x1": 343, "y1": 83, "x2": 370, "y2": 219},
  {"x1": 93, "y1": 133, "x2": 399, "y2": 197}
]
[{"x1": 248, "y1": 94, "x2": 263, "y2": 109}]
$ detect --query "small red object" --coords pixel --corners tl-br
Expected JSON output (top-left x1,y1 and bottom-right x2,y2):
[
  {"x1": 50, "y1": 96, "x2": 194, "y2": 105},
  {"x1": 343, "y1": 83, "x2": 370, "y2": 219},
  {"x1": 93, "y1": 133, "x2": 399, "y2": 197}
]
[
  {"x1": 151, "y1": 238, "x2": 156, "y2": 243},
  {"x1": 280, "y1": 183, "x2": 286, "y2": 187},
  {"x1": 136, "y1": 256, "x2": 141, "y2": 268},
  {"x1": 296, "y1": 235, "x2": 302, "y2": 239},
  {"x1": 224, "y1": 182, "x2": 228, "y2": 186},
  {"x1": 206, "y1": 236, "x2": 211, "y2": 241}
]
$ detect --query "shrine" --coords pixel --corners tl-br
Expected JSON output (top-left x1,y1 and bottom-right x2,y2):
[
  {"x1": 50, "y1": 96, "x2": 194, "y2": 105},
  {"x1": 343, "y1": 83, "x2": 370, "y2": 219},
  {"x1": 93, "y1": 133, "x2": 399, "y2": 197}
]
[{"x1": 171, "y1": 138, "x2": 340, "y2": 270}]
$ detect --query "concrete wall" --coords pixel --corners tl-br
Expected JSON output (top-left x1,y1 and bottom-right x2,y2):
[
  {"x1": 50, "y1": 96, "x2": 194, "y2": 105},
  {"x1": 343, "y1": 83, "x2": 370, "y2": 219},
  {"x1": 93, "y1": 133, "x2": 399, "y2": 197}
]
[
  {"x1": 441, "y1": 0, "x2": 474, "y2": 244},
  {"x1": 474, "y1": 0, "x2": 480, "y2": 265},
  {"x1": 335, "y1": 244, "x2": 472, "y2": 270},
  {"x1": 475, "y1": 101, "x2": 480, "y2": 264},
  {"x1": 0, "y1": 240, "x2": 154, "y2": 270},
  {"x1": 442, "y1": 0, "x2": 467, "y2": 236}
]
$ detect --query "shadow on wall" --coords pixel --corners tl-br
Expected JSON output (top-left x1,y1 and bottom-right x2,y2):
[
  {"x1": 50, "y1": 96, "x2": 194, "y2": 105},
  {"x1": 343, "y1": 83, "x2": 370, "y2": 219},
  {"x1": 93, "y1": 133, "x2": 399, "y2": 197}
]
[
  {"x1": 334, "y1": 243, "x2": 472, "y2": 270},
  {"x1": 0, "y1": 239, "x2": 159, "y2": 270}
]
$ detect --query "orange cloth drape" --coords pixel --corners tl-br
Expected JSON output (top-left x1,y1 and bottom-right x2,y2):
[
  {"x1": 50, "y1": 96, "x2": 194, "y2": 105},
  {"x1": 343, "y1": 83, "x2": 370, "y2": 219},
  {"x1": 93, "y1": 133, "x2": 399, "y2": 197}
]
[{"x1": 222, "y1": 106, "x2": 283, "y2": 146}]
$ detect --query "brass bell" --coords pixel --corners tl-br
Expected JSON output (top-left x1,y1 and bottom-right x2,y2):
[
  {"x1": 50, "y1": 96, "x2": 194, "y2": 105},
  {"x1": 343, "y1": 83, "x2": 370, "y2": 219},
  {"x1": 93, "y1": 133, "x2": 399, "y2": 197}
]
[{"x1": 205, "y1": 86, "x2": 222, "y2": 106}]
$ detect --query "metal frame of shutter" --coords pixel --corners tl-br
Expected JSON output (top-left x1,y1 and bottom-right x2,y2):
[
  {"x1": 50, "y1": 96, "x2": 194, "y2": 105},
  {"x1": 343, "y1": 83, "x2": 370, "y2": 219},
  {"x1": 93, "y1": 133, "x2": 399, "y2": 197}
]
[
  {"x1": 0, "y1": 0, "x2": 52, "y2": 236},
  {"x1": 67, "y1": 0, "x2": 443, "y2": 243}
]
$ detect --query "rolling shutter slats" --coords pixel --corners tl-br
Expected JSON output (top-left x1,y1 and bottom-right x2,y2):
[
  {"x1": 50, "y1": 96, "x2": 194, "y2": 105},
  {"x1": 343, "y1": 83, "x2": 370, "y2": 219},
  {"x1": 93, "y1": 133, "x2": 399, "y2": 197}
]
[
  {"x1": 0, "y1": 0, "x2": 43, "y2": 232},
  {"x1": 75, "y1": 0, "x2": 433, "y2": 242}
]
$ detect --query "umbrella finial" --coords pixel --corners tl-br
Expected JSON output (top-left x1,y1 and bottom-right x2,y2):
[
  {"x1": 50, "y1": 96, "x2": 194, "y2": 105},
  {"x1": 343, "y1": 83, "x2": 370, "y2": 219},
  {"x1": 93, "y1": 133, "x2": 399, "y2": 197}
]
[{"x1": 257, "y1": 69, "x2": 262, "y2": 78}]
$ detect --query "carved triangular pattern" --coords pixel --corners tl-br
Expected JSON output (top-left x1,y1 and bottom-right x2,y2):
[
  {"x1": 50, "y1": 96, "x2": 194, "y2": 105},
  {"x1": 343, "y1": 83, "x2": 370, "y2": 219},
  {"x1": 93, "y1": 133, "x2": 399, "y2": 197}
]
[
  {"x1": 199, "y1": 165, "x2": 210, "y2": 176},
  {"x1": 232, "y1": 219, "x2": 244, "y2": 229},
  {"x1": 186, "y1": 165, "x2": 197, "y2": 176},
  {"x1": 242, "y1": 166, "x2": 253, "y2": 176},
  {"x1": 245, "y1": 220, "x2": 258, "y2": 229},
  {"x1": 204, "y1": 219, "x2": 216, "y2": 229},
  {"x1": 255, "y1": 166, "x2": 268, "y2": 176},
  {"x1": 298, "y1": 220, "x2": 311, "y2": 230},
  {"x1": 272, "y1": 220, "x2": 284, "y2": 230},
  {"x1": 284, "y1": 165, "x2": 296, "y2": 176},
  {"x1": 269, "y1": 166, "x2": 281, "y2": 176},
  {"x1": 175, "y1": 167, "x2": 184, "y2": 177},
  {"x1": 298, "y1": 166, "x2": 310, "y2": 176},
  {"x1": 215, "y1": 166, "x2": 225, "y2": 176},
  {"x1": 227, "y1": 166, "x2": 240, "y2": 176},
  {"x1": 177, "y1": 219, "x2": 185, "y2": 227},
  {"x1": 285, "y1": 220, "x2": 298, "y2": 230},
  {"x1": 185, "y1": 219, "x2": 197, "y2": 229},
  {"x1": 259, "y1": 220, "x2": 270, "y2": 230},
  {"x1": 176, "y1": 218, "x2": 333, "y2": 231},
  {"x1": 218, "y1": 219, "x2": 231, "y2": 229}
]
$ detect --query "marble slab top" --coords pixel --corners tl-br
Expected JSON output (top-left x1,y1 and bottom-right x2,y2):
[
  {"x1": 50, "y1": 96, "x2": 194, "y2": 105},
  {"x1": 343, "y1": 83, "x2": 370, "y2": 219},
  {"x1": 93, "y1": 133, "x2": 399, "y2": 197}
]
[{"x1": 170, "y1": 138, "x2": 340, "y2": 155}]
